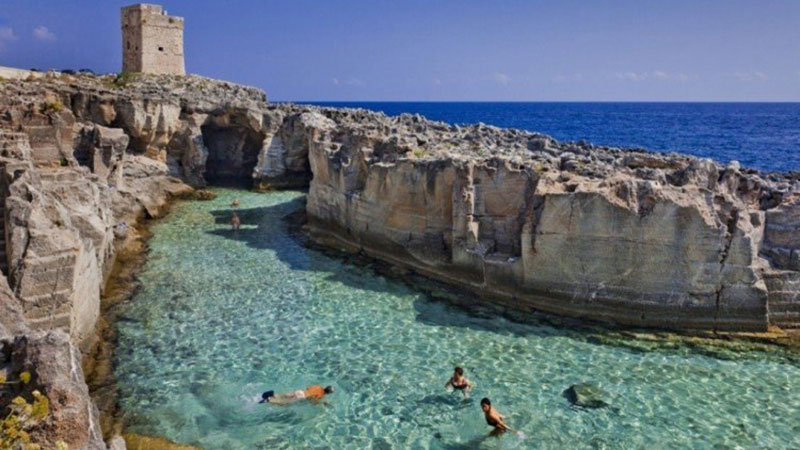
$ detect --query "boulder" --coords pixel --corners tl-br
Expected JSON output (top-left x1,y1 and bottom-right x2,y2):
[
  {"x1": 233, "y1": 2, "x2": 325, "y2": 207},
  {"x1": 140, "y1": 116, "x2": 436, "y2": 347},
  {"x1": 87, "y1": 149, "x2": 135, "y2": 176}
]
[
  {"x1": 563, "y1": 383, "x2": 609, "y2": 409},
  {"x1": 7, "y1": 331, "x2": 106, "y2": 449}
]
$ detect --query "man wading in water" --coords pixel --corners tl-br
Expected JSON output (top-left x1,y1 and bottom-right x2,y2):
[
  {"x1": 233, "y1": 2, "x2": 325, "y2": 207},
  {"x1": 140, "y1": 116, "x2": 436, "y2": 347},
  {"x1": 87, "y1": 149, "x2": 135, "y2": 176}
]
[
  {"x1": 481, "y1": 398, "x2": 512, "y2": 434},
  {"x1": 230, "y1": 212, "x2": 240, "y2": 231},
  {"x1": 260, "y1": 385, "x2": 334, "y2": 405}
]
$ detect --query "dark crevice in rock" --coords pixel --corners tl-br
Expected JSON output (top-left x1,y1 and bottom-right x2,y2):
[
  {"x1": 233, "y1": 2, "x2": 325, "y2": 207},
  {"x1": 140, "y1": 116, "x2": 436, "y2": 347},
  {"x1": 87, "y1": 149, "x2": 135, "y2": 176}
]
[
  {"x1": 201, "y1": 123, "x2": 264, "y2": 187},
  {"x1": 714, "y1": 208, "x2": 740, "y2": 332}
]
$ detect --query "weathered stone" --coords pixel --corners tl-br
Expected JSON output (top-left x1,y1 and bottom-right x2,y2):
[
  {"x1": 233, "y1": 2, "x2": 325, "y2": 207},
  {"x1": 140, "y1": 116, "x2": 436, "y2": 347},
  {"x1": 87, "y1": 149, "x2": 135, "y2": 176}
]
[
  {"x1": 563, "y1": 383, "x2": 610, "y2": 408},
  {"x1": 123, "y1": 433, "x2": 199, "y2": 450},
  {"x1": 7, "y1": 331, "x2": 106, "y2": 449}
]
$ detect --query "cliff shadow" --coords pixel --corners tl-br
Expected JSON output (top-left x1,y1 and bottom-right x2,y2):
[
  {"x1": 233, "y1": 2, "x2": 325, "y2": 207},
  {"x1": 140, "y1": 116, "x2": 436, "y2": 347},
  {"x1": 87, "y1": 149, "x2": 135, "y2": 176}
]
[
  {"x1": 201, "y1": 196, "x2": 792, "y2": 358},
  {"x1": 204, "y1": 197, "x2": 411, "y2": 298},
  {"x1": 204, "y1": 196, "x2": 586, "y2": 341}
]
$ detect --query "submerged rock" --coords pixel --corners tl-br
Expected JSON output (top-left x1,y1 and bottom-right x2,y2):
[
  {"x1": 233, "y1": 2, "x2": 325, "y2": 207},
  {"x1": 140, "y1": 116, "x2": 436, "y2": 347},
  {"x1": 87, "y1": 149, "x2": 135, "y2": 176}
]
[
  {"x1": 123, "y1": 433, "x2": 200, "y2": 450},
  {"x1": 191, "y1": 189, "x2": 217, "y2": 200},
  {"x1": 563, "y1": 383, "x2": 609, "y2": 409}
]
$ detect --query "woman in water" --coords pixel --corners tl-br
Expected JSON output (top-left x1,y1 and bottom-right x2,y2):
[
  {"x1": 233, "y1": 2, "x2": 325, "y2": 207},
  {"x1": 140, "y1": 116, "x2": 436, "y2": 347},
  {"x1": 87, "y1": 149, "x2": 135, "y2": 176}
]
[{"x1": 445, "y1": 366, "x2": 474, "y2": 398}]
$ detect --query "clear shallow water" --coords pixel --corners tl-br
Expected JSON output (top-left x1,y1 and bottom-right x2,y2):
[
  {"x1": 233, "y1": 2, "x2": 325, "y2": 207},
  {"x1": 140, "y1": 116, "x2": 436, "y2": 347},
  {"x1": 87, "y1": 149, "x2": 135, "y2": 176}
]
[
  {"x1": 301, "y1": 102, "x2": 800, "y2": 173},
  {"x1": 115, "y1": 189, "x2": 800, "y2": 449}
]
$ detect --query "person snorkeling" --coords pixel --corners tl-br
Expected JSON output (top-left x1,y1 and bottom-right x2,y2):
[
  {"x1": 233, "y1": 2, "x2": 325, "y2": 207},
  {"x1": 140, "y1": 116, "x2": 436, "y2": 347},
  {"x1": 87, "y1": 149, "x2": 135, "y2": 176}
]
[
  {"x1": 260, "y1": 385, "x2": 334, "y2": 406},
  {"x1": 445, "y1": 366, "x2": 474, "y2": 398}
]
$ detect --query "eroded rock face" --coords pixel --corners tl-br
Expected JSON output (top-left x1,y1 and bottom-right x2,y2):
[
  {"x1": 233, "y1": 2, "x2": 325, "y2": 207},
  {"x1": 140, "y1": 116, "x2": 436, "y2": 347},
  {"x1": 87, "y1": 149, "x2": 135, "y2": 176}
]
[
  {"x1": 6, "y1": 74, "x2": 789, "y2": 332},
  {"x1": 1, "y1": 74, "x2": 799, "y2": 332},
  {"x1": 5, "y1": 331, "x2": 106, "y2": 449},
  {"x1": 287, "y1": 109, "x2": 799, "y2": 332}
]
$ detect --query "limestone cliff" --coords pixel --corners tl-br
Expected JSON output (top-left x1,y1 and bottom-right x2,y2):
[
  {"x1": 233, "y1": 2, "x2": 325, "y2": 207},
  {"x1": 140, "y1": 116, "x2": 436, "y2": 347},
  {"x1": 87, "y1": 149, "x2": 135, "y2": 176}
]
[
  {"x1": 1, "y1": 72, "x2": 798, "y2": 336},
  {"x1": 291, "y1": 110, "x2": 800, "y2": 332}
]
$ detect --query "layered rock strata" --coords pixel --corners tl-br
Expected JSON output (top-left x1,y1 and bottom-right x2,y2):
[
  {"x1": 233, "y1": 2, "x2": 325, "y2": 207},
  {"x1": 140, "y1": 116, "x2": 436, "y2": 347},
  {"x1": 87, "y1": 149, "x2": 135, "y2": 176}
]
[
  {"x1": 292, "y1": 111, "x2": 800, "y2": 332},
  {"x1": 0, "y1": 72, "x2": 798, "y2": 447}
]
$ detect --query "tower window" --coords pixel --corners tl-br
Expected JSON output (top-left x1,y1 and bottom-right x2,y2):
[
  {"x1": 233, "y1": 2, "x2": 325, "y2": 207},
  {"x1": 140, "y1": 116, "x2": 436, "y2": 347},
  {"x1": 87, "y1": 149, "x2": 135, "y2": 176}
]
[
  {"x1": 158, "y1": 46, "x2": 164, "y2": 52},
  {"x1": 127, "y1": 41, "x2": 130, "y2": 49}
]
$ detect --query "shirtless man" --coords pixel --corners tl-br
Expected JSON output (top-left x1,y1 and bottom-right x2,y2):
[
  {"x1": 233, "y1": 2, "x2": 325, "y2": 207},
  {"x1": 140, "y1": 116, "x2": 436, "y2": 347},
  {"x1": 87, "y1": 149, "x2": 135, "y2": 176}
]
[
  {"x1": 260, "y1": 385, "x2": 334, "y2": 405},
  {"x1": 480, "y1": 398, "x2": 511, "y2": 432},
  {"x1": 445, "y1": 366, "x2": 474, "y2": 398},
  {"x1": 230, "y1": 212, "x2": 240, "y2": 231}
]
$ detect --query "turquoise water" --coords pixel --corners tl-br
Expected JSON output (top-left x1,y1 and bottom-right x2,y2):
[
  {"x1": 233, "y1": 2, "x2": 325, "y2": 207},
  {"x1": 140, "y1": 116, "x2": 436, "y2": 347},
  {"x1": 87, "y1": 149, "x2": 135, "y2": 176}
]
[{"x1": 114, "y1": 188, "x2": 800, "y2": 449}]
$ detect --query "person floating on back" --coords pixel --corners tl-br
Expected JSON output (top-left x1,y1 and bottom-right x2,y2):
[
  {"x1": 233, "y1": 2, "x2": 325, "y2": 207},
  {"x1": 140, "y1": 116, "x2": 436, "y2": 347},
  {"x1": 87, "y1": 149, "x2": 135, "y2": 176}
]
[
  {"x1": 445, "y1": 366, "x2": 474, "y2": 398},
  {"x1": 481, "y1": 397, "x2": 511, "y2": 433},
  {"x1": 260, "y1": 385, "x2": 334, "y2": 406},
  {"x1": 230, "y1": 212, "x2": 240, "y2": 231}
]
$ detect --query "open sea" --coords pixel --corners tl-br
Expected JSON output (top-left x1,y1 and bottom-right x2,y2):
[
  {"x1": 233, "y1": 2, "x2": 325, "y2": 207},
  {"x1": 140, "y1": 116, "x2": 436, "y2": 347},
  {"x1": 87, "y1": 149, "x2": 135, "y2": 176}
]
[{"x1": 300, "y1": 102, "x2": 800, "y2": 173}]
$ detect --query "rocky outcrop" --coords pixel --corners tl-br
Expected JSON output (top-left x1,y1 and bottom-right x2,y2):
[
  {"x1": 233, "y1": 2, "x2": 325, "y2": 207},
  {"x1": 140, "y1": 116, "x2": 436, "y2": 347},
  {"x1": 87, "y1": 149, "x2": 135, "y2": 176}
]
[
  {"x1": 2, "y1": 73, "x2": 798, "y2": 336},
  {"x1": 291, "y1": 110, "x2": 800, "y2": 332},
  {"x1": 563, "y1": 383, "x2": 609, "y2": 409},
  {"x1": 5, "y1": 331, "x2": 106, "y2": 449},
  {"x1": 0, "y1": 75, "x2": 203, "y2": 448}
]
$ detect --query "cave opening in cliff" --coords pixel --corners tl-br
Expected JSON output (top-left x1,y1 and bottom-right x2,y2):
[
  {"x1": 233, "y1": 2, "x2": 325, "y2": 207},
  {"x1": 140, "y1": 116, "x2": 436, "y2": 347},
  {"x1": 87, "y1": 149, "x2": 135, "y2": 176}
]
[{"x1": 201, "y1": 123, "x2": 265, "y2": 187}]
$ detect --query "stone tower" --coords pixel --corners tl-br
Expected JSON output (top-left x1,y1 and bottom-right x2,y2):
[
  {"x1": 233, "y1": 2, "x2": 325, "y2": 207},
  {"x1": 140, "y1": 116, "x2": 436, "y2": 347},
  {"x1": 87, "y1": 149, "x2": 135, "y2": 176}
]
[{"x1": 121, "y1": 4, "x2": 185, "y2": 75}]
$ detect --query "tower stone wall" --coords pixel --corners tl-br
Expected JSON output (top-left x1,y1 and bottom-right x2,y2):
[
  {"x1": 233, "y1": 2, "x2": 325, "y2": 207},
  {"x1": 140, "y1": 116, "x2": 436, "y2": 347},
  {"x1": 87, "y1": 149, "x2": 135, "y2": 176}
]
[{"x1": 121, "y1": 4, "x2": 185, "y2": 75}]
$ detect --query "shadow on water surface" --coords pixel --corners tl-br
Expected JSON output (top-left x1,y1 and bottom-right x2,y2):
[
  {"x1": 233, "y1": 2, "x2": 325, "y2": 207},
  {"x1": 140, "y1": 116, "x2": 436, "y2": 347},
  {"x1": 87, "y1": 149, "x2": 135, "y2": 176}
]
[
  {"x1": 203, "y1": 194, "x2": 800, "y2": 364},
  {"x1": 205, "y1": 197, "x2": 401, "y2": 298}
]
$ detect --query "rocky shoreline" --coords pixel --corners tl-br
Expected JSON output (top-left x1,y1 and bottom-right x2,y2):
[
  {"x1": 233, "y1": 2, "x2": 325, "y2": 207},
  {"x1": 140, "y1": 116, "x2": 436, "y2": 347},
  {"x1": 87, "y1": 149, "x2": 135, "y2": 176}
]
[{"x1": 0, "y1": 71, "x2": 798, "y2": 448}]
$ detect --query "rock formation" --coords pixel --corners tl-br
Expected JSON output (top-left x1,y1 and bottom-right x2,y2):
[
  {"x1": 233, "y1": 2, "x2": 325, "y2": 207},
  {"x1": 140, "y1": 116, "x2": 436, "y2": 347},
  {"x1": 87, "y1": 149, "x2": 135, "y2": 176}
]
[
  {"x1": 298, "y1": 111, "x2": 800, "y2": 332},
  {"x1": 563, "y1": 383, "x2": 609, "y2": 409},
  {"x1": 0, "y1": 71, "x2": 798, "y2": 447}
]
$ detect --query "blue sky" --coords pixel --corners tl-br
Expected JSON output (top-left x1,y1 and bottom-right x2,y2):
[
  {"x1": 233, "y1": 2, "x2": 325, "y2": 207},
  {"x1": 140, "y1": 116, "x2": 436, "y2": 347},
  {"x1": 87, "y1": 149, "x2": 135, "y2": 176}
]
[{"x1": 0, "y1": 0, "x2": 798, "y2": 101}]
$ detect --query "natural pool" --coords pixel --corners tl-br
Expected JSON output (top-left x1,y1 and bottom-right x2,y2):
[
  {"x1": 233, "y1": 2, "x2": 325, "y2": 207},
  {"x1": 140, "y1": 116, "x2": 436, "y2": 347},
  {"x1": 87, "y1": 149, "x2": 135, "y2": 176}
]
[{"x1": 114, "y1": 188, "x2": 800, "y2": 449}]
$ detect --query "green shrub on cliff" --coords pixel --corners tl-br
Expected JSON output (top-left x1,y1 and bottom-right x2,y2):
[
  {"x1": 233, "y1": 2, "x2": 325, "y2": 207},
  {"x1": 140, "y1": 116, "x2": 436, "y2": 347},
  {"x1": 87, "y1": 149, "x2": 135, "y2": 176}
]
[
  {"x1": 40, "y1": 101, "x2": 64, "y2": 115},
  {"x1": 105, "y1": 71, "x2": 137, "y2": 89},
  {"x1": 0, "y1": 371, "x2": 66, "y2": 450}
]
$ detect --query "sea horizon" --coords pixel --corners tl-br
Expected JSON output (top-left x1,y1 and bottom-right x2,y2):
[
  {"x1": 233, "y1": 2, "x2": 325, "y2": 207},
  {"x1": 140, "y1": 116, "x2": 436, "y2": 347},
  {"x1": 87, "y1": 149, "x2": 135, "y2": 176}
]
[
  {"x1": 281, "y1": 101, "x2": 800, "y2": 173},
  {"x1": 283, "y1": 100, "x2": 800, "y2": 104}
]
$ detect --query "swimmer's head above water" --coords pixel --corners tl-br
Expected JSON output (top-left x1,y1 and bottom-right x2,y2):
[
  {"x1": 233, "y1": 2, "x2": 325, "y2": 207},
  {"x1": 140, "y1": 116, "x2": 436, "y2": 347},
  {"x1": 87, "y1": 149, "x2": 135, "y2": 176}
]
[{"x1": 259, "y1": 390, "x2": 275, "y2": 403}]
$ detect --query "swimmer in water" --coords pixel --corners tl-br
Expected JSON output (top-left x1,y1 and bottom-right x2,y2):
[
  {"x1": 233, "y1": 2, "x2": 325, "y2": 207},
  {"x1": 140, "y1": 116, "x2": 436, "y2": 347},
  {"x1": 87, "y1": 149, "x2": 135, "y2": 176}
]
[
  {"x1": 231, "y1": 199, "x2": 240, "y2": 208},
  {"x1": 480, "y1": 397, "x2": 511, "y2": 433},
  {"x1": 230, "y1": 212, "x2": 240, "y2": 231},
  {"x1": 260, "y1": 385, "x2": 334, "y2": 406},
  {"x1": 445, "y1": 366, "x2": 474, "y2": 398}
]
